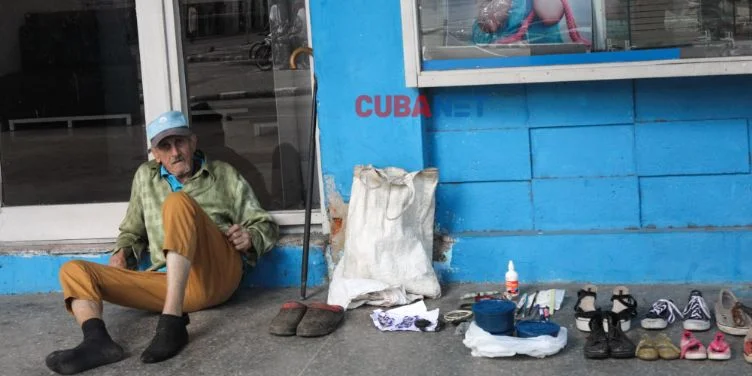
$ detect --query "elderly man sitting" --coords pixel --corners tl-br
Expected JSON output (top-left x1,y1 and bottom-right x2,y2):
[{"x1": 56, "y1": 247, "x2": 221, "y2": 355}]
[{"x1": 45, "y1": 111, "x2": 279, "y2": 375}]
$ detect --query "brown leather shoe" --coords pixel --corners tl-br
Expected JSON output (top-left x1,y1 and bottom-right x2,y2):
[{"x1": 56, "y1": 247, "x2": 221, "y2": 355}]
[
  {"x1": 296, "y1": 302, "x2": 345, "y2": 337},
  {"x1": 269, "y1": 301, "x2": 308, "y2": 336}
]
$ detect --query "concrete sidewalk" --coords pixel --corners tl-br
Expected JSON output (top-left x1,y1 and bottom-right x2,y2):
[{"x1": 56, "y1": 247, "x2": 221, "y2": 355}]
[{"x1": 2, "y1": 284, "x2": 751, "y2": 376}]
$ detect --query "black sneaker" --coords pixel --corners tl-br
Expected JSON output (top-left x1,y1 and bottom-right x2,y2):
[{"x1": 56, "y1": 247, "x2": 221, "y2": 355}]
[
  {"x1": 641, "y1": 299, "x2": 683, "y2": 330},
  {"x1": 682, "y1": 290, "x2": 712, "y2": 331}
]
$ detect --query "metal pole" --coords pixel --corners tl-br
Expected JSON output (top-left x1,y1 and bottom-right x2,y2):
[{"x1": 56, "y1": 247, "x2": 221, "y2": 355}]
[{"x1": 290, "y1": 47, "x2": 315, "y2": 300}]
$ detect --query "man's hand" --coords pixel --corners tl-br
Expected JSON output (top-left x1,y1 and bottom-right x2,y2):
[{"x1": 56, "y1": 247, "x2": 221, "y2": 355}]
[
  {"x1": 109, "y1": 250, "x2": 128, "y2": 269},
  {"x1": 226, "y1": 224, "x2": 253, "y2": 253}
]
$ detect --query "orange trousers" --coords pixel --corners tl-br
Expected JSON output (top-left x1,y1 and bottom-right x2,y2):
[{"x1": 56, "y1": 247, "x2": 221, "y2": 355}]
[{"x1": 59, "y1": 192, "x2": 244, "y2": 313}]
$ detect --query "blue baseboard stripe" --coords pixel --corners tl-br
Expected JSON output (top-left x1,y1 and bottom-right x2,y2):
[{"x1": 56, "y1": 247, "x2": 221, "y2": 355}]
[{"x1": 0, "y1": 245, "x2": 328, "y2": 295}]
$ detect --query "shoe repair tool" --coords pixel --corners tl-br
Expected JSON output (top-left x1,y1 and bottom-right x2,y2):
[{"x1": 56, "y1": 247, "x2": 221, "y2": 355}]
[
  {"x1": 442, "y1": 310, "x2": 473, "y2": 325},
  {"x1": 526, "y1": 290, "x2": 539, "y2": 317},
  {"x1": 529, "y1": 304, "x2": 542, "y2": 321},
  {"x1": 515, "y1": 293, "x2": 528, "y2": 318},
  {"x1": 461, "y1": 291, "x2": 500, "y2": 300},
  {"x1": 290, "y1": 46, "x2": 315, "y2": 300}
]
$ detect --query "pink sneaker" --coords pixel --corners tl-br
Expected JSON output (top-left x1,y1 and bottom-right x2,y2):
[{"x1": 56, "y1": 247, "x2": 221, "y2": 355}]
[
  {"x1": 707, "y1": 332, "x2": 731, "y2": 360},
  {"x1": 680, "y1": 330, "x2": 707, "y2": 360}
]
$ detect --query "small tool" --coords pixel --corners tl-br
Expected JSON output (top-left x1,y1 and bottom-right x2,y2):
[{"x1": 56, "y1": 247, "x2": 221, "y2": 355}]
[
  {"x1": 461, "y1": 291, "x2": 501, "y2": 300},
  {"x1": 515, "y1": 293, "x2": 528, "y2": 317},
  {"x1": 526, "y1": 290, "x2": 539, "y2": 317}
]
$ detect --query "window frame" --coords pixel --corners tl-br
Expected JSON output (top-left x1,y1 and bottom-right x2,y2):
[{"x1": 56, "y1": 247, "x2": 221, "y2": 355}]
[
  {"x1": 401, "y1": 0, "x2": 752, "y2": 88},
  {"x1": 0, "y1": 0, "x2": 327, "y2": 244}
]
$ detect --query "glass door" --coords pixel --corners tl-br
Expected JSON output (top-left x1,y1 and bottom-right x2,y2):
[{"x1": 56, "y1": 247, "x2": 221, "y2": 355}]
[
  {"x1": 0, "y1": 0, "x2": 148, "y2": 241},
  {"x1": 0, "y1": 0, "x2": 318, "y2": 243},
  {"x1": 177, "y1": 0, "x2": 321, "y2": 217}
]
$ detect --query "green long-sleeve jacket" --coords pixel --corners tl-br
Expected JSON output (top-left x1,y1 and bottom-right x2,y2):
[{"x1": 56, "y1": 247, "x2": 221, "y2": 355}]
[{"x1": 113, "y1": 150, "x2": 279, "y2": 271}]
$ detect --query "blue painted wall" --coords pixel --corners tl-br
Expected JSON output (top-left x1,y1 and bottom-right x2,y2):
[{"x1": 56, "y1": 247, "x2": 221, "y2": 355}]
[
  {"x1": 0, "y1": 245, "x2": 327, "y2": 295},
  {"x1": 309, "y1": 0, "x2": 752, "y2": 284},
  {"x1": 6, "y1": 1, "x2": 750, "y2": 295},
  {"x1": 308, "y1": 0, "x2": 425, "y2": 202}
]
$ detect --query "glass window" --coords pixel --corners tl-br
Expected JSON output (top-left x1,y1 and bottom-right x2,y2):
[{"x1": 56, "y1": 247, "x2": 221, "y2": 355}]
[
  {"x1": 0, "y1": 0, "x2": 146, "y2": 206},
  {"x1": 179, "y1": 0, "x2": 318, "y2": 211},
  {"x1": 418, "y1": 0, "x2": 752, "y2": 70}
]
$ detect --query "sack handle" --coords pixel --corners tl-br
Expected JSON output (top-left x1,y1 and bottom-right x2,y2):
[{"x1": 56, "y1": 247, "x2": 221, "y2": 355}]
[
  {"x1": 384, "y1": 172, "x2": 418, "y2": 220},
  {"x1": 359, "y1": 167, "x2": 419, "y2": 220}
]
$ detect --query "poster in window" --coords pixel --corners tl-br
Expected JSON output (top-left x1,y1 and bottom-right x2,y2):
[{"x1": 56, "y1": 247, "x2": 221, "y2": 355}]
[{"x1": 471, "y1": 0, "x2": 592, "y2": 48}]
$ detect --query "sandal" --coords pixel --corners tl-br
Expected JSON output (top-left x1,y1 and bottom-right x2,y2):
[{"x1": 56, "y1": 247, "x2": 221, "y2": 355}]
[
  {"x1": 605, "y1": 286, "x2": 637, "y2": 332},
  {"x1": 636, "y1": 335, "x2": 659, "y2": 361},
  {"x1": 654, "y1": 333, "x2": 681, "y2": 360},
  {"x1": 680, "y1": 330, "x2": 707, "y2": 360},
  {"x1": 707, "y1": 332, "x2": 731, "y2": 360},
  {"x1": 574, "y1": 284, "x2": 598, "y2": 332}
]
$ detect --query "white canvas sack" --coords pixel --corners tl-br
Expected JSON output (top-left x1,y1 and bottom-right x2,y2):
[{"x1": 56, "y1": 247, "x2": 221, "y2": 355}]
[{"x1": 327, "y1": 165, "x2": 441, "y2": 309}]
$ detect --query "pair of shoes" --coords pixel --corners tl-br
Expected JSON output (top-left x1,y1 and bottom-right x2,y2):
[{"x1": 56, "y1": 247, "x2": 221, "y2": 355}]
[
  {"x1": 636, "y1": 333, "x2": 680, "y2": 360},
  {"x1": 641, "y1": 299, "x2": 683, "y2": 329},
  {"x1": 575, "y1": 285, "x2": 637, "y2": 333},
  {"x1": 583, "y1": 309, "x2": 636, "y2": 359},
  {"x1": 269, "y1": 301, "x2": 345, "y2": 337},
  {"x1": 682, "y1": 290, "x2": 712, "y2": 331},
  {"x1": 715, "y1": 289, "x2": 751, "y2": 335},
  {"x1": 680, "y1": 330, "x2": 730, "y2": 360},
  {"x1": 642, "y1": 290, "x2": 712, "y2": 331}
]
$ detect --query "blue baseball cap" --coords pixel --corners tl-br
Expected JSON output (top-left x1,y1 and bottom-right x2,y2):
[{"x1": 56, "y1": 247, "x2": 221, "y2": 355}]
[{"x1": 147, "y1": 111, "x2": 193, "y2": 147}]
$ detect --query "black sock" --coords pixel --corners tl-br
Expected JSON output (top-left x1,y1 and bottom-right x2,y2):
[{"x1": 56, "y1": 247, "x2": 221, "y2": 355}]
[
  {"x1": 140, "y1": 313, "x2": 190, "y2": 364},
  {"x1": 45, "y1": 318, "x2": 125, "y2": 375}
]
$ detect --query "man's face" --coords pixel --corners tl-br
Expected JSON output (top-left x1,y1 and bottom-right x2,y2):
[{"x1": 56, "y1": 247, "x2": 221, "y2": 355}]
[{"x1": 152, "y1": 135, "x2": 198, "y2": 179}]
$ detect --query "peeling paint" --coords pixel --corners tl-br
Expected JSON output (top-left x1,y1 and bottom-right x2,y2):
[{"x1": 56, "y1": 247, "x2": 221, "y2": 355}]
[
  {"x1": 325, "y1": 175, "x2": 348, "y2": 266},
  {"x1": 276, "y1": 234, "x2": 327, "y2": 247},
  {"x1": 433, "y1": 234, "x2": 454, "y2": 263},
  {"x1": 0, "y1": 243, "x2": 114, "y2": 256}
]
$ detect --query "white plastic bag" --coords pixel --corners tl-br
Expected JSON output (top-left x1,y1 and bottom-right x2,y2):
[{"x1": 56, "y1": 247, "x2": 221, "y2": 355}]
[
  {"x1": 463, "y1": 321, "x2": 568, "y2": 358},
  {"x1": 326, "y1": 268, "x2": 424, "y2": 309},
  {"x1": 327, "y1": 165, "x2": 441, "y2": 309}
]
